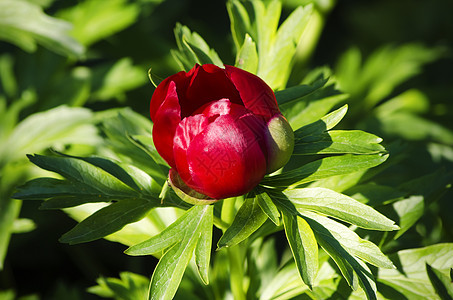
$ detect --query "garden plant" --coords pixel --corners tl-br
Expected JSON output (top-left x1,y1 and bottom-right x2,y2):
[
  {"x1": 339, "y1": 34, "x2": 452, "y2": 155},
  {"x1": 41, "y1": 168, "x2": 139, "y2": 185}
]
[{"x1": 1, "y1": 0, "x2": 452, "y2": 299}]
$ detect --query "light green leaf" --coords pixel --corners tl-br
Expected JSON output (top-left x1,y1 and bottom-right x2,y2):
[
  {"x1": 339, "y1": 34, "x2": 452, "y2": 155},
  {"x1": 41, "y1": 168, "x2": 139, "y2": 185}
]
[
  {"x1": 300, "y1": 211, "x2": 394, "y2": 269},
  {"x1": 282, "y1": 212, "x2": 318, "y2": 289},
  {"x1": 172, "y1": 23, "x2": 223, "y2": 71},
  {"x1": 0, "y1": 198, "x2": 21, "y2": 270},
  {"x1": 88, "y1": 271, "x2": 149, "y2": 300},
  {"x1": 263, "y1": 153, "x2": 388, "y2": 188},
  {"x1": 58, "y1": 0, "x2": 139, "y2": 47},
  {"x1": 255, "y1": 189, "x2": 281, "y2": 226},
  {"x1": 194, "y1": 206, "x2": 213, "y2": 285},
  {"x1": 148, "y1": 205, "x2": 213, "y2": 300},
  {"x1": 378, "y1": 243, "x2": 453, "y2": 300},
  {"x1": 235, "y1": 34, "x2": 258, "y2": 74},
  {"x1": 284, "y1": 187, "x2": 399, "y2": 231},
  {"x1": 258, "y1": 4, "x2": 312, "y2": 89},
  {"x1": 293, "y1": 104, "x2": 348, "y2": 139},
  {"x1": 0, "y1": 0, "x2": 84, "y2": 56},
  {"x1": 393, "y1": 195, "x2": 424, "y2": 239},
  {"x1": 91, "y1": 58, "x2": 147, "y2": 102},
  {"x1": 301, "y1": 212, "x2": 378, "y2": 299},
  {"x1": 227, "y1": 0, "x2": 251, "y2": 51},
  {"x1": 217, "y1": 196, "x2": 268, "y2": 249},
  {"x1": 1, "y1": 106, "x2": 100, "y2": 164},
  {"x1": 60, "y1": 198, "x2": 158, "y2": 245},
  {"x1": 294, "y1": 130, "x2": 386, "y2": 155}
]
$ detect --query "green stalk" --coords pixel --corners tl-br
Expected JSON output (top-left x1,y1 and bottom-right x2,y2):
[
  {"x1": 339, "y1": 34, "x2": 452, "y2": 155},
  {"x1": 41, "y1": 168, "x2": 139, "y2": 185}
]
[{"x1": 221, "y1": 197, "x2": 246, "y2": 300}]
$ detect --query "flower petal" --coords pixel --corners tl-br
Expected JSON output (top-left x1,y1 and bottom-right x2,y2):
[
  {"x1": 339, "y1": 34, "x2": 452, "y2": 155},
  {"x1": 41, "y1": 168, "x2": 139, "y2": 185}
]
[
  {"x1": 181, "y1": 64, "x2": 243, "y2": 117},
  {"x1": 150, "y1": 70, "x2": 186, "y2": 121},
  {"x1": 152, "y1": 81, "x2": 181, "y2": 168},
  {"x1": 173, "y1": 114, "x2": 210, "y2": 186},
  {"x1": 185, "y1": 112, "x2": 267, "y2": 199},
  {"x1": 224, "y1": 65, "x2": 280, "y2": 120}
]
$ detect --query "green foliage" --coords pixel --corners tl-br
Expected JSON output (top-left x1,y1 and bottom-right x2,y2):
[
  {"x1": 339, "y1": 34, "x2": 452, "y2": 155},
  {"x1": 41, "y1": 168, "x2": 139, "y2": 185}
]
[
  {"x1": 2, "y1": 0, "x2": 453, "y2": 299},
  {"x1": 228, "y1": 0, "x2": 313, "y2": 90},
  {"x1": 0, "y1": 0, "x2": 84, "y2": 56}
]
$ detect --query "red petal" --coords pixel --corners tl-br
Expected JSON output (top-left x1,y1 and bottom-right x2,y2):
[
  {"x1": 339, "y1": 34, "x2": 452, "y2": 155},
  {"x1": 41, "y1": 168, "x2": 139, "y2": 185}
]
[
  {"x1": 150, "y1": 70, "x2": 186, "y2": 121},
  {"x1": 181, "y1": 64, "x2": 243, "y2": 117},
  {"x1": 152, "y1": 81, "x2": 181, "y2": 168},
  {"x1": 185, "y1": 111, "x2": 267, "y2": 199},
  {"x1": 173, "y1": 114, "x2": 209, "y2": 186},
  {"x1": 224, "y1": 65, "x2": 280, "y2": 120}
]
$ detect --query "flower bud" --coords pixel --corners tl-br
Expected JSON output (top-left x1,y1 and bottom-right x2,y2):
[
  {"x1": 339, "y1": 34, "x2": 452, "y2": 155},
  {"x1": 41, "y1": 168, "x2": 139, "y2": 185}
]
[{"x1": 265, "y1": 114, "x2": 294, "y2": 173}]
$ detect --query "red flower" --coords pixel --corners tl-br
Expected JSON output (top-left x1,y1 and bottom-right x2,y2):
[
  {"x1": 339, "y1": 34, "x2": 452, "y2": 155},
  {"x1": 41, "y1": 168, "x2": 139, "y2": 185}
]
[{"x1": 150, "y1": 64, "x2": 293, "y2": 200}]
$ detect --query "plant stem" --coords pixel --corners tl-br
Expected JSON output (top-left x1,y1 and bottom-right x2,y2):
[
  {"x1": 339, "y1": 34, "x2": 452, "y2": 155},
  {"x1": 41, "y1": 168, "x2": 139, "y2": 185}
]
[{"x1": 221, "y1": 197, "x2": 246, "y2": 300}]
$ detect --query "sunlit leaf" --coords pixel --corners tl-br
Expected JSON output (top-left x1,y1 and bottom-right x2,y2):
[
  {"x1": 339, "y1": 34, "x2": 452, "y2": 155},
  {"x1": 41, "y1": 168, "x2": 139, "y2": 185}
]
[
  {"x1": 282, "y1": 211, "x2": 318, "y2": 289},
  {"x1": 284, "y1": 187, "x2": 399, "y2": 231},
  {"x1": 0, "y1": 0, "x2": 84, "y2": 56},
  {"x1": 217, "y1": 196, "x2": 268, "y2": 249}
]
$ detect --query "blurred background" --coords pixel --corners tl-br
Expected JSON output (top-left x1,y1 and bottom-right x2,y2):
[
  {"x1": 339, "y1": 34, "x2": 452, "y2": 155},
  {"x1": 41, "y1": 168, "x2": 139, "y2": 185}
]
[{"x1": 0, "y1": 0, "x2": 452, "y2": 298}]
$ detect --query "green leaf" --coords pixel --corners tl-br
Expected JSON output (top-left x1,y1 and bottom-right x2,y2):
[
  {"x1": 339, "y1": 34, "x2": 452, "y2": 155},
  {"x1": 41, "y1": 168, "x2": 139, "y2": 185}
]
[
  {"x1": 88, "y1": 272, "x2": 149, "y2": 300},
  {"x1": 147, "y1": 205, "x2": 213, "y2": 300},
  {"x1": 125, "y1": 207, "x2": 196, "y2": 256},
  {"x1": 275, "y1": 77, "x2": 328, "y2": 106},
  {"x1": 283, "y1": 187, "x2": 399, "y2": 231},
  {"x1": 217, "y1": 196, "x2": 268, "y2": 249},
  {"x1": 58, "y1": 0, "x2": 140, "y2": 47},
  {"x1": 1, "y1": 106, "x2": 99, "y2": 164},
  {"x1": 392, "y1": 195, "x2": 424, "y2": 239},
  {"x1": 282, "y1": 211, "x2": 318, "y2": 289},
  {"x1": 300, "y1": 211, "x2": 394, "y2": 269},
  {"x1": 301, "y1": 212, "x2": 378, "y2": 300},
  {"x1": 227, "y1": 0, "x2": 251, "y2": 52},
  {"x1": 0, "y1": 198, "x2": 21, "y2": 270},
  {"x1": 26, "y1": 154, "x2": 137, "y2": 197},
  {"x1": 60, "y1": 197, "x2": 158, "y2": 245},
  {"x1": 294, "y1": 130, "x2": 386, "y2": 155},
  {"x1": 426, "y1": 263, "x2": 453, "y2": 300},
  {"x1": 293, "y1": 104, "x2": 348, "y2": 139},
  {"x1": 257, "y1": 4, "x2": 312, "y2": 89},
  {"x1": 255, "y1": 189, "x2": 281, "y2": 226},
  {"x1": 263, "y1": 153, "x2": 388, "y2": 188},
  {"x1": 378, "y1": 243, "x2": 453, "y2": 299},
  {"x1": 0, "y1": 0, "x2": 84, "y2": 56},
  {"x1": 172, "y1": 23, "x2": 223, "y2": 71},
  {"x1": 235, "y1": 34, "x2": 258, "y2": 74},
  {"x1": 194, "y1": 206, "x2": 213, "y2": 285},
  {"x1": 13, "y1": 177, "x2": 100, "y2": 200}
]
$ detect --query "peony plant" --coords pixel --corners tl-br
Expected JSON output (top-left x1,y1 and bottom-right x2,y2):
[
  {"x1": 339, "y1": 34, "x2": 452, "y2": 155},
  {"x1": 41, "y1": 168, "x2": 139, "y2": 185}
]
[
  {"x1": 150, "y1": 64, "x2": 294, "y2": 201},
  {"x1": 15, "y1": 1, "x2": 452, "y2": 300}
]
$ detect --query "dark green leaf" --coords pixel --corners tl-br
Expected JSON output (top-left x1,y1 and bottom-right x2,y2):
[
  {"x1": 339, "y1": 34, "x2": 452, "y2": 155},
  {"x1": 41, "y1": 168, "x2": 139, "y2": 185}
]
[
  {"x1": 27, "y1": 154, "x2": 137, "y2": 197},
  {"x1": 13, "y1": 177, "x2": 99, "y2": 200},
  {"x1": 217, "y1": 196, "x2": 268, "y2": 249},
  {"x1": 275, "y1": 78, "x2": 327, "y2": 106},
  {"x1": 60, "y1": 198, "x2": 158, "y2": 244},
  {"x1": 426, "y1": 263, "x2": 453, "y2": 300}
]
